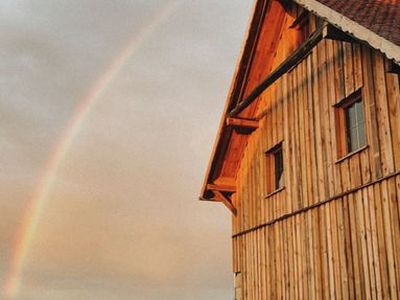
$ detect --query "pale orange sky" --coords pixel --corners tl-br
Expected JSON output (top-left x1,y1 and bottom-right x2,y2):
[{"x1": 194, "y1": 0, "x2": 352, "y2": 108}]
[{"x1": 0, "y1": 1, "x2": 253, "y2": 299}]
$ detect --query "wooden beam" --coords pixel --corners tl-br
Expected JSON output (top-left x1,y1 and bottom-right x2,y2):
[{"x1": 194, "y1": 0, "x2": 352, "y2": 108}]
[
  {"x1": 207, "y1": 183, "x2": 236, "y2": 193},
  {"x1": 229, "y1": 24, "x2": 327, "y2": 117},
  {"x1": 385, "y1": 59, "x2": 400, "y2": 73},
  {"x1": 289, "y1": 10, "x2": 309, "y2": 29},
  {"x1": 214, "y1": 190, "x2": 237, "y2": 215},
  {"x1": 226, "y1": 117, "x2": 259, "y2": 134},
  {"x1": 323, "y1": 24, "x2": 356, "y2": 43},
  {"x1": 278, "y1": 0, "x2": 294, "y2": 12}
]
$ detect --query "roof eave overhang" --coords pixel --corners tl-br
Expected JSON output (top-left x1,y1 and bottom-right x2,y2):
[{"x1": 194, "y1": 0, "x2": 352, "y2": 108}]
[
  {"x1": 293, "y1": 0, "x2": 400, "y2": 65},
  {"x1": 199, "y1": 0, "x2": 269, "y2": 201}
]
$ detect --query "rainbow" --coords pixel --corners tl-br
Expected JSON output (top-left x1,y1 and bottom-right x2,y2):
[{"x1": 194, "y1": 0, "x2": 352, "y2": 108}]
[{"x1": 2, "y1": 1, "x2": 180, "y2": 298}]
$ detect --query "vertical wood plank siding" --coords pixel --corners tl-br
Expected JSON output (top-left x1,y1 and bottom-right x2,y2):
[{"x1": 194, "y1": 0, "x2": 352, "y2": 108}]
[{"x1": 232, "y1": 33, "x2": 400, "y2": 299}]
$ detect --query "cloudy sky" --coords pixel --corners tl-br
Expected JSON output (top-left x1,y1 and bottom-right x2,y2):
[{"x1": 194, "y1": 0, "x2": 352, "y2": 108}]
[{"x1": 0, "y1": 1, "x2": 252, "y2": 299}]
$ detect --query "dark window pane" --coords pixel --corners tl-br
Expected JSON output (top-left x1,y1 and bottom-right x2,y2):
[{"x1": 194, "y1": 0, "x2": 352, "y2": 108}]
[
  {"x1": 348, "y1": 126, "x2": 358, "y2": 152},
  {"x1": 348, "y1": 104, "x2": 357, "y2": 128},
  {"x1": 358, "y1": 122, "x2": 366, "y2": 147},
  {"x1": 277, "y1": 172, "x2": 284, "y2": 189},
  {"x1": 345, "y1": 99, "x2": 366, "y2": 153},
  {"x1": 356, "y1": 102, "x2": 366, "y2": 147},
  {"x1": 274, "y1": 147, "x2": 284, "y2": 189},
  {"x1": 358, "y1": 101, "x2": 365, "y2": 121}
]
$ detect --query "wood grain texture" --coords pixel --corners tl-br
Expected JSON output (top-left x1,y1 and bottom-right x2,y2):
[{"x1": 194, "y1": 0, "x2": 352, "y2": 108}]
[{"x1": 230, "y1": 7, "x2": 400, "y2": 299}]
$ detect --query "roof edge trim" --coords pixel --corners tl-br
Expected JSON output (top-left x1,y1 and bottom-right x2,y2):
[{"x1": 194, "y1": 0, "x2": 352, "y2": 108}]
[{"x1": 199, "y1": 0, "x2": 269, "y2": 201}]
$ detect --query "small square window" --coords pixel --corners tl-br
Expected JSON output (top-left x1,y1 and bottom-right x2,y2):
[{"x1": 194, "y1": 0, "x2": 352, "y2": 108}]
[
  {"x1": 335, "y1": 90, "x2": 367, "y2": 158},
  {"x1": 265, "y1": 142, "x2": 284, "y2": 194}
]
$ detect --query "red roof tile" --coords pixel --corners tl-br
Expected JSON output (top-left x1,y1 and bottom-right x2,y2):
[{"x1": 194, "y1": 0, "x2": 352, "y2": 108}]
[{"x1": 317, "y1": 0, "x2": 400, "y2": 46}]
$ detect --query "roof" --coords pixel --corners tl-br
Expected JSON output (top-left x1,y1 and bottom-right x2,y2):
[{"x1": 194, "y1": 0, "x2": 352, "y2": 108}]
[
  {"x1": 317, "y1": 0, "x2": 400, "y2": 46},
  {"x1": 200, "y1": 0, "x2": 400, "y2": 202},
  {"x1": 295, "y1": 0, "x2": 400, "y2": 63}
]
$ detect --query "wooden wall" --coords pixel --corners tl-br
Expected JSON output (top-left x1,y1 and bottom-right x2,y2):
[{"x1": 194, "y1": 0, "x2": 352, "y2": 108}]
[
  {"x1": 231, "y1": 10, "x2": 400, "y2": 299},
  {"x1": 233, "y1": 175, "x2": 400, "y2": 299}
]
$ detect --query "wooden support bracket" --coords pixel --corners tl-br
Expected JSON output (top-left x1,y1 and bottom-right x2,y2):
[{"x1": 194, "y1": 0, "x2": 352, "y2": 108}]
[
  {"x1": 385, "y1": 59, "x2": 400, "y2": 73},
  {"x1": 226, "y1": 117, "x2": 259, "y2": 129},
  {"x1": 226, "y1": 117, "x2": 259, "y2": 134},
  {"x1": 207, "y1": 183, "x2": 236, "y2": 193},
  {"x1": 289, "y1": 10, "x2": 309, "y2": 29},
  {"x1": 323, "y1": 24, "x2": 356, "y2": 43},
  {"x1": 214, "y1": 190, "x2": 237, "y2": 216}
]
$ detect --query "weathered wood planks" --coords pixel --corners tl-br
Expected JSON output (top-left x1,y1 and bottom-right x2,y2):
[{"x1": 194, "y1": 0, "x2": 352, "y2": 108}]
[{"x1": 231, "y1": 8, "x2": 400, "y2": 298}]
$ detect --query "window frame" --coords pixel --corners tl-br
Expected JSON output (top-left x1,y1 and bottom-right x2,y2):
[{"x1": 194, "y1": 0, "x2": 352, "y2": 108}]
[
  {"x1": 265, "y1": 142, "x2": 285, "y2": 197},
  {"x1": 334, "y1": 89, "x2": 367, "y2": 159}
]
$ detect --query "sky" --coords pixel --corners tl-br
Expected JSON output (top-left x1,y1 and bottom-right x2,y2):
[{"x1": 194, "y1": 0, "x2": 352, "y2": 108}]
[{"x1": 0, "y1": 1, "x2": 253, "y2": 299}]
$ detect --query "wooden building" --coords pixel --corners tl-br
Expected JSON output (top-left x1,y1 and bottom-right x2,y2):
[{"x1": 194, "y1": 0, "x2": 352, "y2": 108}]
[{"x1": 200, "y1": 0, "x2": 400, "y2": 298}]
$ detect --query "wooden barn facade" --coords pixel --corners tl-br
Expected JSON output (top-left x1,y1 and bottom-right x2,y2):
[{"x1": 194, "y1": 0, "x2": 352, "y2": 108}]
[{"x1": 200, "y1": 0, "x2": 400, "y2": 298}]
